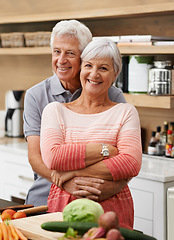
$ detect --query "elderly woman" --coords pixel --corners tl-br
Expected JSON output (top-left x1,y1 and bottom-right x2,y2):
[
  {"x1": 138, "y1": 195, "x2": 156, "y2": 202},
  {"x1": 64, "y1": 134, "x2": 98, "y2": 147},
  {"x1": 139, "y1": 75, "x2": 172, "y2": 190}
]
[
  {"x1": 24, "y1": 19, "x2": 127, "y2": 207},
  {"x1": 40, "y1": 38, "x2": 142, "y2": 229}
]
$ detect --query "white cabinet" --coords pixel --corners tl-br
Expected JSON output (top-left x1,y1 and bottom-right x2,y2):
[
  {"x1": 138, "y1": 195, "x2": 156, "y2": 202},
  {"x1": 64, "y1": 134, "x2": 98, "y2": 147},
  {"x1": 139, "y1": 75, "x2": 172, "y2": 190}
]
[
  {"x1": 129, "y1": 155, "x2": 174, "y2": 240},
  {"x1": 0, "y1": 142, "x2": 34, "y2": 202}
]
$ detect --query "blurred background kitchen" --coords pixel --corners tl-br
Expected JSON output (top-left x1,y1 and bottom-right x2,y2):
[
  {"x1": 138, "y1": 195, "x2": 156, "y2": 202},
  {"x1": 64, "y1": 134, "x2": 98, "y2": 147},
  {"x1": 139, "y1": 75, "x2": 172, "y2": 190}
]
[{"x1": 0, "y1": 1, "x2": 174, "y2": 240}]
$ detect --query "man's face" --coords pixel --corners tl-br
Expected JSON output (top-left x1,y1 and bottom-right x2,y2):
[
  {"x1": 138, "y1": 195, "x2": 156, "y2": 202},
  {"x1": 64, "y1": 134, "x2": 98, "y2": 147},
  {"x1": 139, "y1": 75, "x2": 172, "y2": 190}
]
[{"x1": 52, "y1": 34, "x2": 81, "y2": 91}]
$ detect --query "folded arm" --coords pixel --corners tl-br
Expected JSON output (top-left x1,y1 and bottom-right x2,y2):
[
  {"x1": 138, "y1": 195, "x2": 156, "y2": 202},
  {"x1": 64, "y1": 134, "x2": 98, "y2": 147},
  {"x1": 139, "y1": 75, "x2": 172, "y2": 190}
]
[{"x1": 40, "y1": 103, "x2": 142, "y2": 193}]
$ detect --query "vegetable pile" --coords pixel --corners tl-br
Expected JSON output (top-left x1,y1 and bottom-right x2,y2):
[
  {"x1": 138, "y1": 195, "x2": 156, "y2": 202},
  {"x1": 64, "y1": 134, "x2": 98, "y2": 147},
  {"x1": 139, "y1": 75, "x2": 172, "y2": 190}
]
[
  {"x1": 82, "y1": 211, "x2": 124, "y2": 240},
  {"x1": 41, "y1": 199, "x2": 157, "y2": 240},
  {"x1": 1, "y1": 209, "x2": 27, "y2": 221},
  {"x1": 0, "y1": 222, "x2": 28, "y2": 240}
]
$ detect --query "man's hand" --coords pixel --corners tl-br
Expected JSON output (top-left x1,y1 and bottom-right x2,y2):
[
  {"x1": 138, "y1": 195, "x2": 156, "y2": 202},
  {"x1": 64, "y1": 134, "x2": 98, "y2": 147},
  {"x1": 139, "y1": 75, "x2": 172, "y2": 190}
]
[
  {"x1": 63, "y1": 177, "x2": 128, "y2": 201},
  {"x1": 63, "y1": 177, "x2": 104, "y2": 200}
]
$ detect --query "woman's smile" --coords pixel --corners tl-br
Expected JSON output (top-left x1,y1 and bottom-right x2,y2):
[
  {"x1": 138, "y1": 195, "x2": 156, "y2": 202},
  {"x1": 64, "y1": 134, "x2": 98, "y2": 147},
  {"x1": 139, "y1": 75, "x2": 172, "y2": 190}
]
[{"x1": 87, "y1": 79, "x2": 102, "y2": 85}]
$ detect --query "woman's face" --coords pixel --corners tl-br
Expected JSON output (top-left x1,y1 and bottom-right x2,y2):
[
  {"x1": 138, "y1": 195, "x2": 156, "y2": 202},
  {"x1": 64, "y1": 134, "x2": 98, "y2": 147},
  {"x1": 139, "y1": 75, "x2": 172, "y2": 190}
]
[
  {"x1": 80, "y1": 57, "x2": 117, "y2": 97},
  {"x1": 52, "y1": 34, "x2": 81, "y2": 91}
]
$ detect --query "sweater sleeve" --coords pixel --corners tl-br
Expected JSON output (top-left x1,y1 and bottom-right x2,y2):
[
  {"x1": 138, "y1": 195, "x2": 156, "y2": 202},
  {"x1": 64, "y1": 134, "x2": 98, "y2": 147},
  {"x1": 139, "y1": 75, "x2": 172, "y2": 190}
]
[
  {"x1": 103, "y1": 105, "x2": 142, "y2": 181},
  {"x1": 40, "y1": 102, "x2": 86, "y2": 171}
]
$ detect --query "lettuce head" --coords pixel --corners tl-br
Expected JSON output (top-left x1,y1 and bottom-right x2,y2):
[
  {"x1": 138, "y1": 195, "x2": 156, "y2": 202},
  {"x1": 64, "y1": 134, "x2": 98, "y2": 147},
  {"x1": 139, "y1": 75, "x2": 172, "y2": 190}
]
[{"x1": 63, "y1": 199, "x2": 104, "y2": 223}]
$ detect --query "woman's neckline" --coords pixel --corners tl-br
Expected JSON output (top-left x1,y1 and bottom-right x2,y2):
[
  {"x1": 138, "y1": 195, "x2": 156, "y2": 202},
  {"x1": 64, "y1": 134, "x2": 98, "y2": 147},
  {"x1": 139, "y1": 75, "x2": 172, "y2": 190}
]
[{"x1": 60, "y1": 102, "x2": 123, "y2": 116}]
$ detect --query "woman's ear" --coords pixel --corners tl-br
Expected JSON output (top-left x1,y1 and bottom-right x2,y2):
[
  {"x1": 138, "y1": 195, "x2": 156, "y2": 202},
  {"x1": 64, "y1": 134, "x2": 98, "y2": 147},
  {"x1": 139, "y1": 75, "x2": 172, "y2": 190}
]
[{"x1": 114, "y1": 69, "x2": 119, "y2": 80}]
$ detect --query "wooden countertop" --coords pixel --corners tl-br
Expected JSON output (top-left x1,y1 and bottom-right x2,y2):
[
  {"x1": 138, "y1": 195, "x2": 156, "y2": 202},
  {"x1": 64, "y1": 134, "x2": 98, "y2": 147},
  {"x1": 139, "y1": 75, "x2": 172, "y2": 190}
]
[{"x1": 0, "y1": 136, "x2": 25, "y2": 145}]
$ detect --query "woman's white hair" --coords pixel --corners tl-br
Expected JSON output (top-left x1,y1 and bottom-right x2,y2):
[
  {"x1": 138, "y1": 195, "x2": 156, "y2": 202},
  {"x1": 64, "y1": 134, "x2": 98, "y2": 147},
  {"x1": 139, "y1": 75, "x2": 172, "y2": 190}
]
[
  {"x1": 50, "y1": 19, "x2": 92, "y2": 52},
  {"x1": 81, "y1": 38, "x2": 122, "y2": 80}
]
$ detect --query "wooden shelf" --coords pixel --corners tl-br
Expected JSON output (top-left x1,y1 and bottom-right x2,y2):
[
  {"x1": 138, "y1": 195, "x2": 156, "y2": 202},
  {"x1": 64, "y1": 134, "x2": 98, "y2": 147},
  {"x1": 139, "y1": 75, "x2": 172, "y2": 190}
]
[
  {"x1": 0, "y1": 47, "x2": 51, "y2": 55},
  {"x1": 118, "y1": 45, "x2": 174, "y2": 55},
  {"x1": 1, "y1": 45, "x2": 174, "y2": 55},
  {"x1": 124, "y1": 93, "x2": 174, "y2": 109},
  {"x1": 0, "y1": 2, "x2": 173, "y2": 24}
]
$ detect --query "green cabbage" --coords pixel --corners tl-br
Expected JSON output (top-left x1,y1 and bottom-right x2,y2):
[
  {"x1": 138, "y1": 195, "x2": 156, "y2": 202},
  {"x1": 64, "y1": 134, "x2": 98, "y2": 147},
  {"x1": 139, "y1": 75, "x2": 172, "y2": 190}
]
[{"x1": 63, "y1": 199, "x2": 104, "y2": 223}]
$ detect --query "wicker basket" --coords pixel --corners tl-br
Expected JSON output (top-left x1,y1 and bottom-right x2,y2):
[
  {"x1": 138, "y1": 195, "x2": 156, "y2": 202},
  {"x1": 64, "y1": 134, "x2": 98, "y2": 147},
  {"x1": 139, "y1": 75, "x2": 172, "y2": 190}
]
[
  {"x1": 1, "y1": 32, "x2": 25, "y2": 48},
  {"x1": 24, "y1": 31, "x2": 51, "y2": 47}
]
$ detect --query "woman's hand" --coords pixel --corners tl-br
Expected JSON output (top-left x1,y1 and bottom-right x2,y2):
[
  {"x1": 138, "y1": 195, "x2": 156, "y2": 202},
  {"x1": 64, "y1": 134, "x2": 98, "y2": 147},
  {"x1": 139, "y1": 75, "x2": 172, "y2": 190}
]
[{"x1": 51, "y1": 170, "x2": 76, "y2": 190}]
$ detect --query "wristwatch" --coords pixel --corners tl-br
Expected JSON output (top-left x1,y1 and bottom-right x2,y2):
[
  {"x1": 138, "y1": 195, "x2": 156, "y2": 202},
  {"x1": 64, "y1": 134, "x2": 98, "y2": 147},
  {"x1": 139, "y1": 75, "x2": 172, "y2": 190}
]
[{"x1": 101, "y1": 144, "x2": 109, "y2": 159}]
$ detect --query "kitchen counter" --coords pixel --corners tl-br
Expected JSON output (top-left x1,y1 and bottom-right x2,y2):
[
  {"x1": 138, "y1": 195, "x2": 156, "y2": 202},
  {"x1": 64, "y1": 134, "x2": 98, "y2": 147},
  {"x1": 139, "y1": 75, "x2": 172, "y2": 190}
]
[
  {"x1": 139, "y1": 154, "x2": 174, "y2": 183},
  {"x1": 0, "y1": 137, "x2": 174, "y2": 183},
  {"x1": 0, "y1": 137, "x2": 27, "y2": 155}
]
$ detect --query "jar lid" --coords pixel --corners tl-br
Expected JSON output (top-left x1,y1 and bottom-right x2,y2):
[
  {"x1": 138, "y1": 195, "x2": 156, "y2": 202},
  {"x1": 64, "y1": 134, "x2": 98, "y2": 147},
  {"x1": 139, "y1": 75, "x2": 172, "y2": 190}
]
[
  {"x1": 167, "y1": 130, "x2": 172, "y2": 134},
  {"x1": 152, "y1": 131, "x2": 156, "y2": 137},
  {"x1": 154, "y1": 61, "x2": 167, "y2": 68},
  {"x1": 156, "y1": 126, "x2": 161, "y2": 132}
]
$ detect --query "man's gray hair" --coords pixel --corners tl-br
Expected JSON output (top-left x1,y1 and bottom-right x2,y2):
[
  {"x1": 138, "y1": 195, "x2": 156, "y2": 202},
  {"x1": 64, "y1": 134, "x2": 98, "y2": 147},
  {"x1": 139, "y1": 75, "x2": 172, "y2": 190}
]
[{"x1": 50, "y1": 19, "x2": 92, "y2": 52}]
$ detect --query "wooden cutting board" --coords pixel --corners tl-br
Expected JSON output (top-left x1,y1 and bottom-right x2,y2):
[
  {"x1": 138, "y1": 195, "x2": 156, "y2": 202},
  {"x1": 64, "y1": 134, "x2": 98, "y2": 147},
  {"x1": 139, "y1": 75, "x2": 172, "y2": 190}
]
[{"x1": 11, "y1": 212, "x2": 64, "y2": 240}]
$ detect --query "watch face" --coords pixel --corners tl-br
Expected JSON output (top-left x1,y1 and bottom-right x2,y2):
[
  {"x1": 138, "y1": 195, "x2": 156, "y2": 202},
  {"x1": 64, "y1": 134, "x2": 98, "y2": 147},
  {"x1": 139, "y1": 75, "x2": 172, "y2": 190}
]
[{"x1": 103, "y1": 149, "x2": 109, "y2": 156}]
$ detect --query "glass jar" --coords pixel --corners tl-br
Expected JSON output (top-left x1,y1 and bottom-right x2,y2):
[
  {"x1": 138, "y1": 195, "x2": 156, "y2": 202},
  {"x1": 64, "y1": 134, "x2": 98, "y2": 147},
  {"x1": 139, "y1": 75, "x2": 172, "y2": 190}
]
[{"x1": 148, "y1": 61, "x2": 172, "y2": 95}]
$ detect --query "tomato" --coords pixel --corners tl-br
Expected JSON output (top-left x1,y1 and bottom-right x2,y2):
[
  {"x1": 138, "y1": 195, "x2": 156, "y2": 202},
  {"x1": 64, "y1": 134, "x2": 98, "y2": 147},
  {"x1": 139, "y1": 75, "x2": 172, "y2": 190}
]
[
  {"x1": 2, "y1": 209, "x2": 16, "y2": 219},
  {"x1": 12, "y1": 211, "x2": 27, "y2": 219},
  {"x1": 1, "y1": 212, "x2": 12, "y2": 221}
]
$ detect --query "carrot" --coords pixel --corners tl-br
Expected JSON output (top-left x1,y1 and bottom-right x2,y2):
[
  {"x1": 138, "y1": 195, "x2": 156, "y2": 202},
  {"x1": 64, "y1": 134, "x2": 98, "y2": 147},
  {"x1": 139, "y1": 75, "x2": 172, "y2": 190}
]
[
  {"x1": 7, "y1": 225, "x2": 13, "y2": 240},
  {"x1": 0, "y1": 223, "x2": 3, "y2": 240},
  {"x1": 9, "y1": 223, "x2": 19, "y2": 240},
  {"x1": 14, "y1": 226, "x2": 28, "y2": 240},
  {"x1": 1, "y1": 221, "x2": 8, "y2": 240}
]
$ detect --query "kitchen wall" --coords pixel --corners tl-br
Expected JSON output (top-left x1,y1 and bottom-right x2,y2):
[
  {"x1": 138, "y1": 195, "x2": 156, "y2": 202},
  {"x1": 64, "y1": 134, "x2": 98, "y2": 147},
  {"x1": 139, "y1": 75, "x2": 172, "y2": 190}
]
[
  {"x1": 0, "y1": 12, "x2": 174, "y2": 109},
  {"x1": 0, "y1": 0, "x2": 174, "y2": 152}
]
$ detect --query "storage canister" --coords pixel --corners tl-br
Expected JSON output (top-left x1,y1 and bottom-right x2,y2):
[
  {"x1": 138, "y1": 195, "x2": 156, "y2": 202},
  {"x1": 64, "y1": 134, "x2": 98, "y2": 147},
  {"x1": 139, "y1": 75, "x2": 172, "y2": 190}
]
[
  {"x1": 148, "y1": 61, "x2": 172, "y2": 95},
  {"x1": 128, "y1": 56, "x2": 153, "y2": 93}
]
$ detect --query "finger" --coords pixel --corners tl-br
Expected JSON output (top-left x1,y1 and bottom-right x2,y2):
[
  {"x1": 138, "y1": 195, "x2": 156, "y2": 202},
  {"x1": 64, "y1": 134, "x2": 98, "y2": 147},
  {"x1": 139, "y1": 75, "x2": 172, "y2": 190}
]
[
  {"x1": 58, "y1": 178, "x2": 64, "y2": 190},
  {"x1": 75, "y1": 178, "x2": 104, "y2": 184},
  {"x1": 73, "y1": 190, "x2": 90, "y2": 196},
  {"x1": 74, "y1": 180, "x2": 103, "y2": 188},
  {"x1": 77, "y1": 186, "x2": 101, "y2": 195},
  {"x1": 73, "y1": 191, "x2": 99, "y2": 201},
  {"x1": 73, "y1": 187, "x2": 101, "y2": 196}
]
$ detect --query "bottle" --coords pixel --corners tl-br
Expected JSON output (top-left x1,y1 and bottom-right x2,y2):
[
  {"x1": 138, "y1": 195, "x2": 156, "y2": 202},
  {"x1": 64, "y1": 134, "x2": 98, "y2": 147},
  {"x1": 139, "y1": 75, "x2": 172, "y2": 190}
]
[
  {"x1": 148, "y1": 131, "x2": 158, "y2": 155},
  {"x1": 155, "y1": 126, "x2": 165, "y2": 156},
  {"x1": 165, "y1": 130, "x2": 173, "y2": 157},
  {"x1": 171, "y1": 146, "x2": 174, "y2": 158},
  {"x1": 161, "y1": 121, "x2": 168, "y2": 146},
  {"x1": 170, "y1": 122, "x2": 174, "y2": 144},
  {"x1": 155, "y1": 126, "x2": 161, "y2": 141},
  {"x1": 155, "y1": 126, "x2": 164, "y2": 156}
]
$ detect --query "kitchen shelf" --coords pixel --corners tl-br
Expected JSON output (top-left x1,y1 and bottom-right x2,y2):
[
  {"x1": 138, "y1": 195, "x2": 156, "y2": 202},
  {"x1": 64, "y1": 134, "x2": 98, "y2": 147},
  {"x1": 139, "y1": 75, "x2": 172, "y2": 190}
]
[
  {"x1": 0, "y1": 2, "x2": 173, "y2": 24},
  {"x1": 124, "y1": 93, "x2": 174, "y2": 109},
  {"x1": 1, "y1": 45, "x2": 174, "y2": 55},
  {"x1": 118, "y1": 45, "x2": 174, "y2": 55},
  {"x1": 0, "y1": 47, "x2": 51, "y2": 55}
]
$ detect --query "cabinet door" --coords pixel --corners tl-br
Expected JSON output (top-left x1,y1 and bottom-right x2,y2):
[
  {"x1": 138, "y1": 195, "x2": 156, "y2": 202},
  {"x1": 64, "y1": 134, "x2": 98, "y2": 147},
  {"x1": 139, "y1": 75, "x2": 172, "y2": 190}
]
[
  {"x1": 0, "y1": 156, "x2": 5, "y2": 197},
  {"x1": 0, "y1": 149, "x2": 34, "y2": 201}
]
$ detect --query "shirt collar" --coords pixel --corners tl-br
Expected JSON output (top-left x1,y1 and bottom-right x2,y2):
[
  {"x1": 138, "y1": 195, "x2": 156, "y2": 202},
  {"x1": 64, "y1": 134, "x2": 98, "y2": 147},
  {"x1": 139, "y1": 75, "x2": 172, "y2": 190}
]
[
  {"x1": 50, "y1": 74, "x2": 67, "y2": 96},
  {"x1": 50, "y1": 74, "x2": 82, "y2": 100}
]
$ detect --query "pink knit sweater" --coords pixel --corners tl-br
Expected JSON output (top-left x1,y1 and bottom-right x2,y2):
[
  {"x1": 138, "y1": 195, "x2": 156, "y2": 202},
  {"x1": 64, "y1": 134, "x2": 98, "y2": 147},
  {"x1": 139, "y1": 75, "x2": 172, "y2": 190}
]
[{"x1": 40, "y1": 102, "x2": 142, "y2": 229}]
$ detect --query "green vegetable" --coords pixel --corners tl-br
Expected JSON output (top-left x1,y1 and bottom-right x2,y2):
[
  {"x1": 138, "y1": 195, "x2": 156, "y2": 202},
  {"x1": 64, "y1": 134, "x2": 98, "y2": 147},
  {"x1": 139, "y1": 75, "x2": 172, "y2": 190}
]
[
  {"x1": 120, "y1": 228, "x2": 157, "y2": 240},
  {"x1": 41, "y1": 221, "x2": 98, "y2": 235},
  {"x1": 41, "y1": 221, "x2": 157, "y2": 240},
  {"x1": 62, "y1": 199, "x2": 104, "y2": 223}
]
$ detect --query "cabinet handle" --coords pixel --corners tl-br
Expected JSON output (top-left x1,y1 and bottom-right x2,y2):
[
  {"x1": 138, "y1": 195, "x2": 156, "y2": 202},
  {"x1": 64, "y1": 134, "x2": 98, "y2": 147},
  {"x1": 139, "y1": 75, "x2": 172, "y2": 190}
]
[{"x1": 18, "y1": 175, "x2": 34, "y2": 182}]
